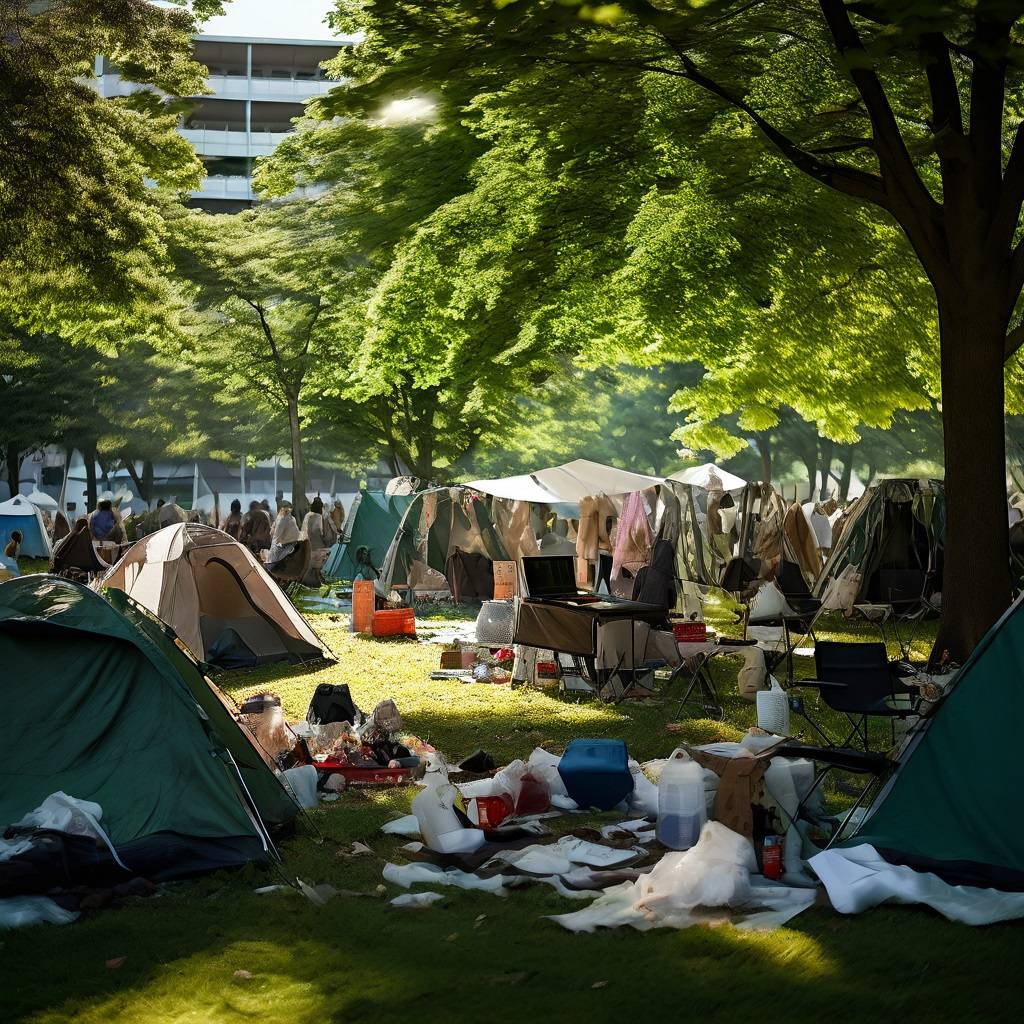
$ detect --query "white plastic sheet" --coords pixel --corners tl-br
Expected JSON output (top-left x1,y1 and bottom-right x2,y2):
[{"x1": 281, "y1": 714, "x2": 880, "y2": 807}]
[
  {"x1": 550, "y1": 822, "x2": 816, "y2": 933},
  {"x1": 811, "y1": 844, "x2": 1024, "y2": 925},
  {"x1": 0, "y1": 896, "x2": 78, "y2": 930}
]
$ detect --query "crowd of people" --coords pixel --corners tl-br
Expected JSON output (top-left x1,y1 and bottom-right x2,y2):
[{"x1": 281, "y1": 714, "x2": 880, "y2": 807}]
[{"x1": 1, "y1": 490, "x2": 348, "y2": 583}]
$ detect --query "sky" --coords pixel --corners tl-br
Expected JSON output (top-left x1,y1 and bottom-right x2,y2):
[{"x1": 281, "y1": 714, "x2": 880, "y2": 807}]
[{"x1": 194, "y1": 0, "x2": 349, "y2": 41}]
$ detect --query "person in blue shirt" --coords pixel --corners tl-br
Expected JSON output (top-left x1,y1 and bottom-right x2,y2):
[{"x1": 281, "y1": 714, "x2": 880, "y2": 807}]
[{"x1": 90, "y1": 500, "x2": 117, "y2": 541}]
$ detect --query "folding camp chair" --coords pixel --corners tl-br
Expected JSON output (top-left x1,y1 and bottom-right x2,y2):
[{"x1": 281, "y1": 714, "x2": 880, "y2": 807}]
[
  {"x1": 790, "y1": 640, "x2": 917, "y2": 750},
  {"x1": 772, "y1": 741, "x2": 892, "y2": 848}
]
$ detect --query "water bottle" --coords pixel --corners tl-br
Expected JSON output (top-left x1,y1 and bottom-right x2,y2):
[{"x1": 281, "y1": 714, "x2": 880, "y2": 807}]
[{"x1": 657, "y1": 749, "x2": 707, "y2": 850}]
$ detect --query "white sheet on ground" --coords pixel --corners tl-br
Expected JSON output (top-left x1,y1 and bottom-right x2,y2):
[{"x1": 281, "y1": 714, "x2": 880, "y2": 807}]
[
  {"x1": 810, "y1": 844, "x2": 1024, "y2": 925},
  {"x1": 383, "y1": 861, "x2": 512, "y2": 895},
  {"x1": 382, "y1": 815, "x2": 421, "y2": 837},
  {"x1": 550, "y1": 822, "x2": 816, "y2": 933},
  {"x1": 0, "y1": 896, "x2": 78, "y2": 930},
  {"x1": 390, "y1": 892, "x2": 445, "y2": 909},
  {"x1": 486, "y1": 836, "x2": 644, "y2": 877}
]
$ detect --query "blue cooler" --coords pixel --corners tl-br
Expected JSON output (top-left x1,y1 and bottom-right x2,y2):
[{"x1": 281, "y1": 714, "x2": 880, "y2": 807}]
[{"x1": 557, "y1": 739, "x2": 634, "y2": 810}]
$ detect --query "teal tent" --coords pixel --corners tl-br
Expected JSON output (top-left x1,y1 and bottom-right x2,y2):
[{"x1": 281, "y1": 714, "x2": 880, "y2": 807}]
[
  {"x1": 843, "y1": 592, "x2": 1024, "y2": 890},
  {"x1": 322, "y1": 490, "x2": 413, "y2": 582},
  {"x1": 0, "y1": 576, "x2": 298, "y2": 881}
]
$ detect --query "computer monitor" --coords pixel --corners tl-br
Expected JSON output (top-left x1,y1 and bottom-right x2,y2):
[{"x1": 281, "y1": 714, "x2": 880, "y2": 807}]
[{"x1": 522, "y1": 555, "x2": 577, "y2": 599}]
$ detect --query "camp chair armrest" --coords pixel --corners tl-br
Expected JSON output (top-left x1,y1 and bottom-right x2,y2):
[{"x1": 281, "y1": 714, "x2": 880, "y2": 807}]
[{"x1": 793, "y1": 678, "x2": 847, "y2": 690}]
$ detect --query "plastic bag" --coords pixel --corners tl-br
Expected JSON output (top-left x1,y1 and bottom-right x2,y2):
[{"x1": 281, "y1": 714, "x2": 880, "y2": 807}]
[
  {"x1": 280, "y1": 765, "x2": 318, "y2": 808},
  {"x1": 527, "y1": 748, "x2": 568, "y2": 798},
  {"x1": 756, "y1": 677, "x2": 790, "y2": 734},
  {"x1": 747, "y1": 581, "x2": 794, "y2": 623}
]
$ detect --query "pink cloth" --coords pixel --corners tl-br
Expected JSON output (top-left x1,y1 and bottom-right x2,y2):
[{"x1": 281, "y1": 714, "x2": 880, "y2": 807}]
[{"x1": 611, "y1": 491, "x2": 653, "y2": 580}]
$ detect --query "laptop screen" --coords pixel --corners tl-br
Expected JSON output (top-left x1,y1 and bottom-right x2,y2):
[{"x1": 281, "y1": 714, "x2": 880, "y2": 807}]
[{"x1": 522, "y1": 555, "x2": 577, "y2": 599}]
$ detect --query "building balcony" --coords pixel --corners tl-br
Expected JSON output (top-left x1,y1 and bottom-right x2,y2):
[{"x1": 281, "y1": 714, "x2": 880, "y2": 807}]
[
  {"x1": 203, "y1": 74, "x2": 337, "y2": 102},
  {"x1": 192, "y1": 174, "x2": 257, "y2": 200},
  {"x1": 180, "y1": 127, "x2": 292, "y2": 158}
]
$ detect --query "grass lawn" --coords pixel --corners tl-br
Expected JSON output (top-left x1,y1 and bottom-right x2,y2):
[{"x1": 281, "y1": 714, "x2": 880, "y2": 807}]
[{"x1": 2, "y1": 598, "x2": 1021, "y2": 1023}]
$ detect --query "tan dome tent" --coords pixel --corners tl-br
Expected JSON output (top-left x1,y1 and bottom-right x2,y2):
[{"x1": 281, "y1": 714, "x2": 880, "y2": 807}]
[{"x1": 99, "y1": 523, "x2": 332, "y2": 669}]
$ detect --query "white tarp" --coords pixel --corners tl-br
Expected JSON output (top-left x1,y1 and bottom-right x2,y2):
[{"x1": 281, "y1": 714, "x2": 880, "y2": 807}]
[
  {"x1": 670, "y1": 464, "x2": 747, "y2": 492},
  {"x1": 810, "y1": 845, "x2": 1024, "y2": 925},
  {"x1": 465, "y1": 459, "x2": 664, "y2": 503}
]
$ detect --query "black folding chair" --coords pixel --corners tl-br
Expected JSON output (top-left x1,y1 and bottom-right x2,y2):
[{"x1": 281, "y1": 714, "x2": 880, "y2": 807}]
[
  {"x1": 790, "y1": 640, "x2": 917, "y2": 750},
  {"x1": 773, "y1": 741, "x2": 892, "y2": 847}
]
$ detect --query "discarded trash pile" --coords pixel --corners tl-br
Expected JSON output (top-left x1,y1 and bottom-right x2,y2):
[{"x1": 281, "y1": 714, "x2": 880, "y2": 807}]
[
  {"x1": 239, "y1": 684, "x2": 435, "y2": 806},
  {"x1": 379, "y1": 734, "x2": 825, "y2": 932},
  {"x1": 430, "y1": 642, "x2": 516, "y2": 685}
]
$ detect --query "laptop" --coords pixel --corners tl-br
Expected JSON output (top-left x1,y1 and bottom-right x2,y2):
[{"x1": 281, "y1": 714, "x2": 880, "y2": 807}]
[{"x1": 521, "y1": 555, "x2": 593, "y2": 602}]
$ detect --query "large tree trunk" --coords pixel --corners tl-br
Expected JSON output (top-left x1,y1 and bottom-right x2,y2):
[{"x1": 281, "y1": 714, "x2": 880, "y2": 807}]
[
  {"x1": 286, "y1": 393, "x2": 308, "y2": 519},
  {"x1": 932, "y1": 302, "x2": 1011, "y2": 662},
  {"x1": 4, "y1": 443, "x2": 19, "y2": 499}
]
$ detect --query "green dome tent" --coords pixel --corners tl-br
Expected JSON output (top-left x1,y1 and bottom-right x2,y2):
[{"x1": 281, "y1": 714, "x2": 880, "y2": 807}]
[
  {"x1": 836, "y1": 590, "x2": 1024, "y2": 891},
  {"x1": 322, "y1": 490, "x2": 413, "y2": 583},
  {"x1": 0, "y1": 576, "x2": 298, "y2": 882}
]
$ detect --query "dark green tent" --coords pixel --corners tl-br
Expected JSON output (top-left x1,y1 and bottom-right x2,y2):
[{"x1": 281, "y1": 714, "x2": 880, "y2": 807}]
[
  {"x1": 843, "y1": 592, "x2": 1024, "y2": 890},
  {"x1": 0, "y1": 575, "x2": 298, "y2": 881},
  {"x1": 322, "y1": 490, "x2": 413, "y2": 582}
]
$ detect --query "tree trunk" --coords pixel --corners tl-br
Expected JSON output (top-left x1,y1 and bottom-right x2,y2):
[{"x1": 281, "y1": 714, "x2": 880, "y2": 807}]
[
  {"x1": 932, "y1": 302, "x2": 1011, "y2": 663},
  {"x1": 286, "y1": 393, "x2": 308, "y2": 519},
  {"x1": 838, "y1": 443, "x2": 855, "y2": 502},
  {"x1": 756, "y1": 432, "x2": 772, "y2": 484},
  {"x1": 142, "y1": 460, "x2": 154, "y2": 504},
  {"x1": 818, "y1": 437, "x2": 834, "y2": 497},
  {"x1": 4, "y1": 443, "x2": 19, "y2": 499},
  {"x1": 83, "y1": 442, "x2": 98, "y2": 510}
]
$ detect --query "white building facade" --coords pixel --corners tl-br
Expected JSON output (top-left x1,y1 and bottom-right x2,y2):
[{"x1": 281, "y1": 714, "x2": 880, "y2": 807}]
[{"x1": 95, "y1": 2, "x2": 347, "y2": 212}]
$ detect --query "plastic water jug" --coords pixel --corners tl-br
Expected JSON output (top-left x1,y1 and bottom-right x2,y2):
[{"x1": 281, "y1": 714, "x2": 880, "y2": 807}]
[
  {"x1": 756, "y1": 676, "x2": 790, "y2": 735},
  {"x1": 657, "y1": 749, "x2": 707, "y2": 851},
  {"x1": 412, "y1": 755, "x2": 485, "y2": 854}
]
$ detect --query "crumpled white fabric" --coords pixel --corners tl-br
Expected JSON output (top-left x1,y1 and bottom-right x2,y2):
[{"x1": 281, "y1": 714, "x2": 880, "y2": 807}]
[
  {"x1": 3, "y1": 792, "x2": 125, "y2": 870},
  {"x1": 810, "y1": 844, "x2": 1024, "y2": 925},
  {"x1": 381, "y1": 815, "x2": 421, "y2": 837},
  {"x1": 550, "y1": 822, "x2": 816, "y2": 933},
  {"x1": 390, "y1": 892, "x2": 445, "y2": 909},
  {"x1": 486, "y1": 836, "x2": 644, "y2": 877},
  {"x1": 0, "y1": 896, "x2": 78, "y2": 930},
  {"x1": 382, "y1": 861, "x2": 512, "y2": 895}
]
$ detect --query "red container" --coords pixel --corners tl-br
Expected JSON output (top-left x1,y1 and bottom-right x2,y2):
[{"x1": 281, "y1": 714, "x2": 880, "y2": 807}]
[
  {"x1": 372, "y1": 607, "x2": 416, "y2": 638},
  {"x1": 470, "y1": 795, "x2": 513, "y2": 829},
  {"x1": 536, "y1": 661, "x2": 560, "y2": 678},
  {"x1": 672, "y1": 620, "x2": 707, "y2": 643}
]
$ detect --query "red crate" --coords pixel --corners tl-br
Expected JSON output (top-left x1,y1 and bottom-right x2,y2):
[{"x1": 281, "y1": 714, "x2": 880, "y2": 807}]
[
  {"x1": 372, "y1": 607, "x2": 416, "y2": 638},
  {"x1": 672, "y1": 620, "x2": 707, "y2": 642}
]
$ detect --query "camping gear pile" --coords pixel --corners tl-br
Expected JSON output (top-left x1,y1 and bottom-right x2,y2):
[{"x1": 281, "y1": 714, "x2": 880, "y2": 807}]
[{"x1": 379, "y1": 734, "x2": 826, "y2": 931}]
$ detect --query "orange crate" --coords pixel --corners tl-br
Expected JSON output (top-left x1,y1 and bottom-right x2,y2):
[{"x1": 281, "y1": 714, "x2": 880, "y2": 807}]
[{"x1": 372, "y1": 607, "x2": 416, "y2": 638}]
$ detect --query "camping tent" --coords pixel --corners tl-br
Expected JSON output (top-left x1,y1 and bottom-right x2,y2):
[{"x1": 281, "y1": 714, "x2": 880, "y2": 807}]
[
  {"x1": 25, "y1": 488, "x2": 58, "y2": 512},
  {"x1": 99, "y1": 523, "x2": 332, "y2": 669},
  {"x1": 813, "y1": 478, "x2": 944, "y2": 613},
  {"x1": 0, "y1": 575, "x2": 298, "y2": 882},
  {"x1": 0, "y1": 494, "x2": 53, "y2": 558},
  {"x1": 818, "y1": 591, "x2": 1024, "y2": 895},
  {"x1": 670, "y1": 464, "x2": 747, "y2": 493},
  {"x1": 322, "y1": 489, "x2": 413, "y2": 582}
]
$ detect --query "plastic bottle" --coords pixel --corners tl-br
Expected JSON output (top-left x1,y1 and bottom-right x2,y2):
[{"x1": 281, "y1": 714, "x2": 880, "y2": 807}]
[
  {"x1": 412, "y1": 754, "x2": 485, "y2": 854},
  {"x1": 657, "y1": 749, "x2": 707, "y2": 850}
]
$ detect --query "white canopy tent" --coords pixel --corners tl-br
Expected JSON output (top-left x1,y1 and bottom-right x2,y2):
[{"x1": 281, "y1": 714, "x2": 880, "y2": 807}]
[
  {"x1": 670, "y1": 463, "x2": 747, "y2": 492},
  {"x1": 465, "y1": 458, "x2": 664, "y2": 503}
]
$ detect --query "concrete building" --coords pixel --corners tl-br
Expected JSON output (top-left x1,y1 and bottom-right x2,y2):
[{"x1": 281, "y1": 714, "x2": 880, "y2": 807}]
[{"x1": 95, "y1": 1, "x2": 350, "y2": 212}]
